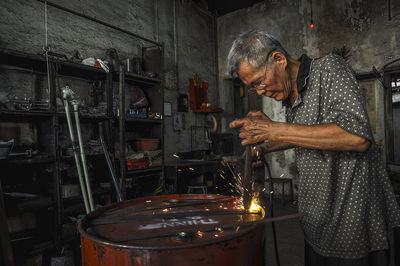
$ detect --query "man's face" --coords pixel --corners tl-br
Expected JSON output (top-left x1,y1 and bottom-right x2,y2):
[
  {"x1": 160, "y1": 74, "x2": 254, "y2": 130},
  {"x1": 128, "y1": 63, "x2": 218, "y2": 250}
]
[{"x1": 237, "y1": 52, "x2": 291, "y2": 101}]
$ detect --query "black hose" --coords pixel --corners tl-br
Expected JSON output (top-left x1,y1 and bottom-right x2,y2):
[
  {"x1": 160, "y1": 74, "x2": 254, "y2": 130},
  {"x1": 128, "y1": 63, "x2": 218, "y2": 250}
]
[{"x1": 262, "y1": 157, "x2": 281, "y2": 266}]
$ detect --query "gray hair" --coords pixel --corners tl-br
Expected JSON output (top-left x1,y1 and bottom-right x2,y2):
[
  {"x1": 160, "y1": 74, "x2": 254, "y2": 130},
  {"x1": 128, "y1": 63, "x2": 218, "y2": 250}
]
[{"x1": 226, "y1": 31, "x2": 289, "y2": 77}]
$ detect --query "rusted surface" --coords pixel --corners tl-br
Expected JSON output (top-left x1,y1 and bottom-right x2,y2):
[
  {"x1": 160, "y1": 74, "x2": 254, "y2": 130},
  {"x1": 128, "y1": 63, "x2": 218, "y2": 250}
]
[{"x1": 78, "y1": 194, "x2": 265, "y2": 266}]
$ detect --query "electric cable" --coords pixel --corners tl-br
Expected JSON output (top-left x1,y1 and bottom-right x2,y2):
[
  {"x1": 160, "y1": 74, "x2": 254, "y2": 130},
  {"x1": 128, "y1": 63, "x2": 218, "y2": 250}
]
[{"x1": 260, "y1": 156, "x2": 281, "y2": 266}]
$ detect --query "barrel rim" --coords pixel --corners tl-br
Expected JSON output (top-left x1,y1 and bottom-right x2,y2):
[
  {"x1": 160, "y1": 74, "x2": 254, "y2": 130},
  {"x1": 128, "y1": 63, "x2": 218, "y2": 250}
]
[{"x1": 77, "y1": 194, "x2": 263, "y2": 250}]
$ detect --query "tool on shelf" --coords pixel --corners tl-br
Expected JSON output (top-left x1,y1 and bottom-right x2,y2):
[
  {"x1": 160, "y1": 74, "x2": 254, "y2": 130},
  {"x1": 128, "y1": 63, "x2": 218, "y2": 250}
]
[{"x1": 62, "y1": 86, "x2": 94, "y2": 214}]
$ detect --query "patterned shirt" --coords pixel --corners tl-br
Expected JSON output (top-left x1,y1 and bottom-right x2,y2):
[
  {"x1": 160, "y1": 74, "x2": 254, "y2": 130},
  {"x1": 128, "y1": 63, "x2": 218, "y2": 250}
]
[{"x1": 285, "y1": 54, "x2": 400, "y2": 259}]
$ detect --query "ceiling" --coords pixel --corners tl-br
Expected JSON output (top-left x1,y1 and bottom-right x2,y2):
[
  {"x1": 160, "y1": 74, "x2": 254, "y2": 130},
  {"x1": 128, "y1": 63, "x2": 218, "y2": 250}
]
[{"x1": 194, "y1": 0, "x2": 265, "y2": 16}]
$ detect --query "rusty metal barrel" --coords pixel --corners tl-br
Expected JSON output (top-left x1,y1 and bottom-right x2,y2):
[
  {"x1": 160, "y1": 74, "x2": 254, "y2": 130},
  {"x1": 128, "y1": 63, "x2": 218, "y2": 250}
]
[{"x1": 78, "y1": 194, "x2": 265, "y2": 266}]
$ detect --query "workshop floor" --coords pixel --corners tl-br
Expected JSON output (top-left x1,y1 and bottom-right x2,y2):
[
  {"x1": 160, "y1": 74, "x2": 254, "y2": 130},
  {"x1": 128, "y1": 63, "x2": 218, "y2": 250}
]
[
  {"x1": 264, "y1": 198, "x2": 397, "y2": 266},
  {"x1": 263, "y1": 199, "x2": 304, "y2": 266}
]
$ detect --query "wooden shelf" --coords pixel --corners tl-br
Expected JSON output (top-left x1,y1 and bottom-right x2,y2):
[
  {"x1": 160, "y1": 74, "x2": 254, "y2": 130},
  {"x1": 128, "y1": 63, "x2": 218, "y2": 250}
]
[
  {"x1": 0, "y1": 48, "x2": 108, "y2": 80},
  {"x1": 0, "y1": 110, "x2": 52, "y2": 118},
  {"x1": 123, "y1": 71, "x2": 161, "y2": 86},
  {"x1": 124, "y1": 117, "x2": 162, "y2": 124},
  {"x1": 127, "y1": 167, "x2": 163, "y2": 176},
  {"x1": 1, "y1": 156, "x2": 55, "y2": 165},
  {"x1": 16, "y1": 196, "x2": 54, "y2": 212},
  {"x1": 56, "y1": 112, "x2": 109, "y2": 120}
]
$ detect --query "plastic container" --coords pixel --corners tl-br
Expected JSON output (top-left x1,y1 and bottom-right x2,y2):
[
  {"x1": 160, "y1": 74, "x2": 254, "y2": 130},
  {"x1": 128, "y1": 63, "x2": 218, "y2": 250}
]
[{"x1": 135, "y1": 138, "x2": 159, "y2": 151}]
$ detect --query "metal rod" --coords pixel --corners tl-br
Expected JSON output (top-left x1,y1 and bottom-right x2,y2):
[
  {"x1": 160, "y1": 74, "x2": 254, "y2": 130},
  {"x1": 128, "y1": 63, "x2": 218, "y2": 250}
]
[
  {"x1": 35, "y1": 0, "x2": 162, "y2": 47},
  {"x1": 100, "y1": 136, "x2": 123, "y2": 202},
  {"x1": 90, "y1": 210, "x2": 258, "y2": 225},
  {"x1": 73, "y1": 102, "x2": 94, "y2": 211},
  {"x1": 104, "y1": 196, "x2": 233, "y2": 216},
  {"x1": 62, "y1": 87, "x2": 90, "y2": 214},
  {"x1": 99, "y1": 123, "x2": 123, "y2": 202},
  {"x1": 243, "y1": 146, "x2": 252, "y2": 209},
  {"x1": 118, "y1": 65, "x2": 126, "y2": 197},
  {"x1": 112, "y1": 213, "x2": 303, "y2": 243}
]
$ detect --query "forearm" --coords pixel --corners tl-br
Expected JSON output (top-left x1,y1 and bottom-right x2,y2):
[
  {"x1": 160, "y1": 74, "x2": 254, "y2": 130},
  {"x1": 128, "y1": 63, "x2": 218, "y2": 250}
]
[
  {"x1": 258, "y1": 141, "x2": 294, "y2": 154},
  {"x1": 267, "y1": 122, "x2": 370, "y2": 152}
]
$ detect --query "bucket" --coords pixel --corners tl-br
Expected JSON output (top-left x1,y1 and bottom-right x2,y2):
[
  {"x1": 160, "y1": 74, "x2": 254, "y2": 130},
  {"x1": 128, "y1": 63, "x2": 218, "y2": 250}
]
[{"x1": 78, "y1": 194, "x2": 265, "y2": 266}]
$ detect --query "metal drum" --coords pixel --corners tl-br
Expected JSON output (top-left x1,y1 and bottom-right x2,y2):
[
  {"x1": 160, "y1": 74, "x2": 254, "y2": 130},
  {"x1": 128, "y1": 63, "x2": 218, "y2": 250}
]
[{"x1": 78, "y1": 194, "x2": 265, "y2": 266}]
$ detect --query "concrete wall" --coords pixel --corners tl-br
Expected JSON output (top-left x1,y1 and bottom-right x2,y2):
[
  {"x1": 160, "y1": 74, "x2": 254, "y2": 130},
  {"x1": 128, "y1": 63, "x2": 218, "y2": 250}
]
[
  {"x1": 217, "y1": 0, "x2": 400, "y2": 195},
  {"x1": 0, "y1": 0, "x2": 218, "y2": 158}
]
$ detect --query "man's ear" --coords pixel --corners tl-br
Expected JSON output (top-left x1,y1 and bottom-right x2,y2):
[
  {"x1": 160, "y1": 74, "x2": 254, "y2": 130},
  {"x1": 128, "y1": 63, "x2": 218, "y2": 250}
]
[{"x1": 270, "y1": 51, "x2": 287, "y2": 69}]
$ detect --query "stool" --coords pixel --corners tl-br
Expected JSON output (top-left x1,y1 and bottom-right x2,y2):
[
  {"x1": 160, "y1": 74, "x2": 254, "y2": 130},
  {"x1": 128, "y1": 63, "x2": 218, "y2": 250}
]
[
  {"x1": 187, "y1": 186, "x2": 208, "y2": 194},
  {"x1": 270, "y1": 178, "x2": 293, "y2": 200}
]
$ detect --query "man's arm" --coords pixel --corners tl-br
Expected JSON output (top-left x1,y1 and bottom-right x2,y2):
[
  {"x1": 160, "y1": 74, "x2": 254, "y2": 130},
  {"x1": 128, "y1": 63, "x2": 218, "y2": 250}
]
[{"x1": 244, "y1": 121, "x2": 370, "y2": 152}]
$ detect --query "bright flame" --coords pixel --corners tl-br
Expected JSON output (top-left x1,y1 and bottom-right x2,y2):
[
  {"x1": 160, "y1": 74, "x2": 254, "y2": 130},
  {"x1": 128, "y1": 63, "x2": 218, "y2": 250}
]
[
  {"x1": 248, "y1": 198, "x2": 264, "y2": 216},
  {"x1": 173, "y1": 154, "x2": 180, "y2": 158}
]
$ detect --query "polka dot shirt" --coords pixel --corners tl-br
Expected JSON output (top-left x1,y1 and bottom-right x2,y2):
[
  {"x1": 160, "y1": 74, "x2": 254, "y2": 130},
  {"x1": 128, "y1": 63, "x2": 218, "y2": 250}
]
[{"x1": 285, "y1": 54, "x2": 400, "y2": 259}]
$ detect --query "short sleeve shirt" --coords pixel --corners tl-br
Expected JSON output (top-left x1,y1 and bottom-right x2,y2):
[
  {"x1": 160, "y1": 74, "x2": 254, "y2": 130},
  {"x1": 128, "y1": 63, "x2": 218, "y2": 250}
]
[{"x1": 285, "y1": 54, "x2": 400, "y2": 259}]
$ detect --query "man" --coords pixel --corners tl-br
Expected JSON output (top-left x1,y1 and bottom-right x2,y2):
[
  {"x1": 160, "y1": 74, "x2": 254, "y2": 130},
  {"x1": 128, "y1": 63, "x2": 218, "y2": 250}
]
[{"x1": 227, "y1": 31, "x2": 400, "y2": 266}]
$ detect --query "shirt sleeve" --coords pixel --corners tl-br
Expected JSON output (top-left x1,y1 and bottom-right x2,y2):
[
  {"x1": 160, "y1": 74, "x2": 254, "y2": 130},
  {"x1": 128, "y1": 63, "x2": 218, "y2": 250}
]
[{"x1": 321, "y1": 55, "x2": 374, "y2": 143}]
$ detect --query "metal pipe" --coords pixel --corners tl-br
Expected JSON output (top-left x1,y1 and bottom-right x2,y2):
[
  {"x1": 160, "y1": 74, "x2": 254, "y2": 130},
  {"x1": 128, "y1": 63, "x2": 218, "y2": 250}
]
[
  {"x1": 155, "y1": 0, "x2": 159, "y2": 42},
  {"x1": 72, "y1": 102, "x2": 94, "y2": 211},
  {"x1": 243, "y1": 146, "x2": 252, "y2": 209},
  {"x1": 213, "y1": 13, "x2": 220, "y2": 111},
  {"x1": 104, "y1": 196, "x2": 233, "y2": 216},
  {"x1": 35, "y1": 0, "x2": 162, "y2": 47},
  {"x1": 100, "y1": 136, "x2": 123, "y2": 202},
  {"x1": 173, "y1": 0, "x2": 179, "y2": 88},
  {"x1": 99, "y1": 123, "x2": 123, "y2": 202},
  {"x1": 90, "y1": 210, "x2": 257, "y2": 225},
  {"x1": 118, "y1": 65, "x2": 126, "y2": 196},
  {"x1": 62, "y1": 87, "x2": 90, "y2": 214}
]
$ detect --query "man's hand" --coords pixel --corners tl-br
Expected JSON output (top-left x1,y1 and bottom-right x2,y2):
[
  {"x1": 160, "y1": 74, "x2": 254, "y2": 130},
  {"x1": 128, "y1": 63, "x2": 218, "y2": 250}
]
[{"x1": 229, "y1": 111, "x2": 275, "y2": 145}]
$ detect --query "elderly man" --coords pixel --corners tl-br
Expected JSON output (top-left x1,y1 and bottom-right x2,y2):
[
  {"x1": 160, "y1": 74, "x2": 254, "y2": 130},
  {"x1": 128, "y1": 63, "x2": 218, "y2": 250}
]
[{"x1": 227, "y1": 31, "x2": 400, "y2": 266}]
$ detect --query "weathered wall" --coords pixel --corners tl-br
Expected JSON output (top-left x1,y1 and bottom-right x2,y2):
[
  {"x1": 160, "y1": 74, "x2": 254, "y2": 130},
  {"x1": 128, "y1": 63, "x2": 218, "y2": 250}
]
[
  {"x1": 217, "y1": 0, "x2": 400, "y2": 195},
  {"x1": 0, "y1": 0, "x2": 218, "y2": 158}
]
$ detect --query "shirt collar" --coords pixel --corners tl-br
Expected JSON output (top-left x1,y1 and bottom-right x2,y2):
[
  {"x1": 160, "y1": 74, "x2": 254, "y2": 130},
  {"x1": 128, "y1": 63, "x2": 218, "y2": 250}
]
[
  {"x1": 296, "y1": 54, "x2": 312, "y2": 93},
  {"x1": 282, "y1": 54, "x2": 312, "y2": 108}
]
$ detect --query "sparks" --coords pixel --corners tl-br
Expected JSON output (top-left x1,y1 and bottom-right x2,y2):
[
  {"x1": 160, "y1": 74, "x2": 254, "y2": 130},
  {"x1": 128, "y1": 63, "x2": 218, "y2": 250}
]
[{"x1": 173, "y1": 154, "x2": 180, "y2": 158}]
